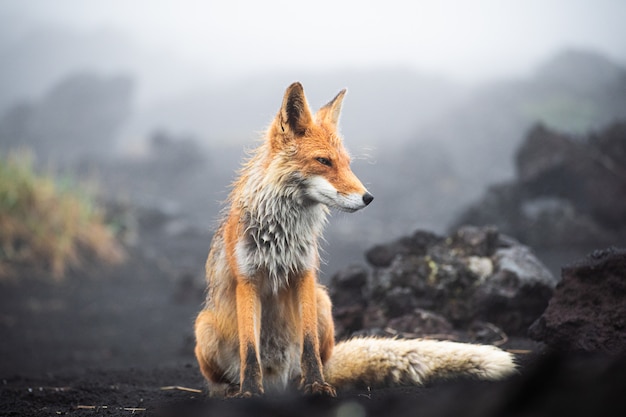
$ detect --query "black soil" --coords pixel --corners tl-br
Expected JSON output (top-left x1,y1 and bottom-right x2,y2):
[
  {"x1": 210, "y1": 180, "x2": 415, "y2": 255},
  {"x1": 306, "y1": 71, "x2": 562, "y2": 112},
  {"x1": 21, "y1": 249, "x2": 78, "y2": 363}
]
[{"x1": 2, "y1": 232, "x2": 626, "y2": 416}]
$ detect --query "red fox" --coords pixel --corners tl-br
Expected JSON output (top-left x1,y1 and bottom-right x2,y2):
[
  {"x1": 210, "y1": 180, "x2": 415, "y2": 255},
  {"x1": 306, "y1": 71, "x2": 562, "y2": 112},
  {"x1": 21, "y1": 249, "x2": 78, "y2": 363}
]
[{"x1": 194, "y1": 82, "x2": 516, "y2": 397}]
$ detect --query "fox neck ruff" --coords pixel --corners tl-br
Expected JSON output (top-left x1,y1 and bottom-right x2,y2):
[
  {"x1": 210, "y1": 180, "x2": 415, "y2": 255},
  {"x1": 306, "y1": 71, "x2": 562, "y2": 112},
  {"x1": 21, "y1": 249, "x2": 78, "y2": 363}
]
[{"x1": 233, "y1": 152, "x2": 328, "y2": 294}]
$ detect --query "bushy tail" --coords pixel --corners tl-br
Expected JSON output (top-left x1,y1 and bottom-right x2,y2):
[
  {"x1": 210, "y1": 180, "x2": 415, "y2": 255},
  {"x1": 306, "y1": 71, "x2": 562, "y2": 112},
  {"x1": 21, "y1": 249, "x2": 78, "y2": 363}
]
[{"x1": 323, "y1": 337, "x2": 516, "y2": 390}]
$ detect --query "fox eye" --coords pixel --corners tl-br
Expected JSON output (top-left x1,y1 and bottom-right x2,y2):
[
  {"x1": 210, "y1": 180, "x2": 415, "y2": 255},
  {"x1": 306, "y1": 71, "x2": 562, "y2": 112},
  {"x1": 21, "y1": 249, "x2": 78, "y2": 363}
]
[{"x1": 316, "y1": 157, "x2": 332, "y2": 167}]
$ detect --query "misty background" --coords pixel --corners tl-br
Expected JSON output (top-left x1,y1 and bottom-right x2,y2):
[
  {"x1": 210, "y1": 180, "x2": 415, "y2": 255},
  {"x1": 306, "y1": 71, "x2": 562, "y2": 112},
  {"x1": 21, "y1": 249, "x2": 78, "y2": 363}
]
[{"x1": 1, "y1": 0, "x2": 626, "y2": 277}]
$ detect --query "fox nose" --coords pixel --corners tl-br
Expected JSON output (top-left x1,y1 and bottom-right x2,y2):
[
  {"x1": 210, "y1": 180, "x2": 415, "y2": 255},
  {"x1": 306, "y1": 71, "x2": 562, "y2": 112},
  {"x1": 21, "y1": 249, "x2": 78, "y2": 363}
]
[{"x1": 362, "y1": 192, "x2": 374, "y2": 206}]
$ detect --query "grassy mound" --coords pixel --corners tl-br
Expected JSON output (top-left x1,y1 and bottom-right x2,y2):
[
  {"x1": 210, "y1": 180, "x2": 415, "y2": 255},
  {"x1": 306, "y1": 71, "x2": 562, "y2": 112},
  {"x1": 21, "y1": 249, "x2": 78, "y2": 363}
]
[{"x1": 0, "y1": 152, "x2": 125, "y2": 280}]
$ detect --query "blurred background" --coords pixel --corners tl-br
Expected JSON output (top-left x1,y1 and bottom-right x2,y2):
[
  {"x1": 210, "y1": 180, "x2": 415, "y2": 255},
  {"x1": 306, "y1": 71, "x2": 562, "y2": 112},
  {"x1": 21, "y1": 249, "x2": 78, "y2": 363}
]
[{"x1": 1, "y1": 0, "x2": 625, "y2": 278}]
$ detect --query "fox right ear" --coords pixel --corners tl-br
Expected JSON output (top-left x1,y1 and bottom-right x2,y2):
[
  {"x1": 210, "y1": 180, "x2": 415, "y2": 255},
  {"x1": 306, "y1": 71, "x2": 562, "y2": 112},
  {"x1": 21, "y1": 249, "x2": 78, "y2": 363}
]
[
  {"x1": 316, "y1": 88, "x2": 346, "y2": 127},
  {"x1": 279, "y1": 82, "x2": 313, "y2": 136}
]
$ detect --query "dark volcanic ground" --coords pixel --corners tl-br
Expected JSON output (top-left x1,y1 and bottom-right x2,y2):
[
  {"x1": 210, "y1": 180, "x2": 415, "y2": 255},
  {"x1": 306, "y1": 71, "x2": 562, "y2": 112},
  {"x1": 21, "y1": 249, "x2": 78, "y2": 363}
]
[{"x1": 1, "y1": 229, "x2": 625, "y2": 417}]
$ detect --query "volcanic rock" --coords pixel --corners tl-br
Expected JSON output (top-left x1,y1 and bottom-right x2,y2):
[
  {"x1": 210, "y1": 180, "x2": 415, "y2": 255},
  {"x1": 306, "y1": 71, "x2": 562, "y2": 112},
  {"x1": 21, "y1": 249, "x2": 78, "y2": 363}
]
[
  {"x1": 330, "y1": 226, "x2": 556, "y2": 339},
  {"x1": 529, "y1": 247, "x2": 626, "y2": 354},
  {"x1": 452, "y1": 122, "x2": 626, "y2": 248}
]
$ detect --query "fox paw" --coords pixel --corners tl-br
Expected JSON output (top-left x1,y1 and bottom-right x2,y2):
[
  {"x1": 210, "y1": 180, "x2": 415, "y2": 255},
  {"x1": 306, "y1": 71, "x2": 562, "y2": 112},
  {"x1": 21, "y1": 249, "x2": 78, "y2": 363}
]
[
  {"x1": 231, "y1": 390, "x2": 263, "y2": 399},
  {"x1": 223, "y1": 384, "x2": 241, "y2": 398},
  {"x1": 301, "y1": 381, "x2": 337, "y2": 397},
  {"x1": 223, "y1": 384, "x2": 265, "y2": 399}
]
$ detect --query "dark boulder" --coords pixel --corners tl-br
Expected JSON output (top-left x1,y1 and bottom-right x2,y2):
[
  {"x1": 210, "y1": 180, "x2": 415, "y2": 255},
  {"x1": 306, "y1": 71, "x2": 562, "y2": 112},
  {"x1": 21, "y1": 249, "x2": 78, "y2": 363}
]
[
  {"x1": 452, "y1": 122, "x2": 626, "y2": 249},
  {"x1": 329, "y1": 265, "x2": 369, "y2": 336},
  {"x1": 529, "y1": 247, "x2": 626, "y2": 355},
  {"x1": 330, "y1": 226, "x2": 556, "y2": 339},
  {"x1": 517, "y1": 123, "x2": 626, "y2": 230}
]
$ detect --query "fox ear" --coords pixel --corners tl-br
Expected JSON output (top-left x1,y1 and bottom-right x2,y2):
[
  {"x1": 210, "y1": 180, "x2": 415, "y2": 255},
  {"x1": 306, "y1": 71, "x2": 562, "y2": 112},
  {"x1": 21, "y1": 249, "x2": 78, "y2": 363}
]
[
  {"x1": 279, "y1": 82, "x2": 313, "y2": 136},
  {"x1": 316, "y1": 88, "x2": 346, "y2": 127}
]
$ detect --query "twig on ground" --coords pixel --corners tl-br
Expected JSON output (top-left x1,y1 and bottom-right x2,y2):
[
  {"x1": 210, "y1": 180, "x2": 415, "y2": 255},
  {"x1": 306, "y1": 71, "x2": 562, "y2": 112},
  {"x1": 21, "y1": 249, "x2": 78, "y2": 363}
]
[
  {"x1": 160, "y1": 385, "x2": 203, "y2": 393},
  {"x1": 76, "y1": 405, "x2": 146, "y2": 413},
  {"x1": 507, "y1": 349, "x2": 533, "y2": 354}
]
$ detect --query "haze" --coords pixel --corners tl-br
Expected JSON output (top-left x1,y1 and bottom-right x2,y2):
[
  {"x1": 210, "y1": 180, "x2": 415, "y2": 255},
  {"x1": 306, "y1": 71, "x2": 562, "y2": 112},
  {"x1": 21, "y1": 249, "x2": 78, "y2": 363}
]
[
  {"x1": 2, "y1": 0, "x2": 625, "y2": 101},
  {"x1": 1, "y1": 0, "x2": 625, "y2": 274}
]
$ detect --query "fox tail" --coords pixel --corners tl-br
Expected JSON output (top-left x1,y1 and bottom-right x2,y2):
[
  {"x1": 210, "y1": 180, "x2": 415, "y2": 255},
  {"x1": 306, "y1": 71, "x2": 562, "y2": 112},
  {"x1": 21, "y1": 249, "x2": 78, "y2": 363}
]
[{"x1": 323, "y1": 337, "x2": 516, "y2": 390}]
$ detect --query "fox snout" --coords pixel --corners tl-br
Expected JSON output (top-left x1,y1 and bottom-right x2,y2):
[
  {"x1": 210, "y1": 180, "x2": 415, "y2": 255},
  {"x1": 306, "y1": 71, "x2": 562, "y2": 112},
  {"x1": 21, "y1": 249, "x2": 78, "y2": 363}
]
[
  {"x1": 355, "y1": 190, "x2": 374, "y2": 211},
  {"x1": 305, "y1": 176, "x2": 373, "y2": 212},
  {"x1": 363, "y1": 192, "x2": 374, "y2": 206},
  {"x1": 337, "y1": 189, "x2": 373, "y2": 212}
]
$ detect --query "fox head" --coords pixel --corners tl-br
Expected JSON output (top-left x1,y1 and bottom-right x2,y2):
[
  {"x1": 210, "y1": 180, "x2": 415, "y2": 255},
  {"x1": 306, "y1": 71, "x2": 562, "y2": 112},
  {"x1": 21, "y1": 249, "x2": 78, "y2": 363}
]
[{"x1": 268, "y1": 82, "x2": 373, "y2": 213}]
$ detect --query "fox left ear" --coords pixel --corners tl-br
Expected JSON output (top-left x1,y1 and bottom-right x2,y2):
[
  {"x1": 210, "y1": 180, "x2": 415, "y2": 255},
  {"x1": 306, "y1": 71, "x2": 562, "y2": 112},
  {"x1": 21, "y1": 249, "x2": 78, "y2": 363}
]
[
  {"x1": 316, "y1": 89, "x2": 346, "y2": 127},
  {"x1": 279, "y1": 82, "x2": 313, "y2": 136}
]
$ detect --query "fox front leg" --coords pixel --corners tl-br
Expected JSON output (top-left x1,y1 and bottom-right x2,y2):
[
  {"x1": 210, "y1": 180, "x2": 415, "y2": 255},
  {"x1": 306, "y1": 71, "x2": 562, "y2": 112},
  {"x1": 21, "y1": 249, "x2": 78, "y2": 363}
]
[
  {"x1": 298, "y1": 272, "x2": 337, "y2": 397},
  {"x1": 235, "y1": 280, "x2": 264, "y2": 397}
]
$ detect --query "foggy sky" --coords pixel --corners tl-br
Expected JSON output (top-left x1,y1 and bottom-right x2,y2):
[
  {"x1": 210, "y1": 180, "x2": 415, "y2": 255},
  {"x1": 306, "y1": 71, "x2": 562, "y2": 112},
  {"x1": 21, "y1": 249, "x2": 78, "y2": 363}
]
[
  {"x1": 1, "y1": 0, "x2": 625, "y2": 274},
  {"x1": 2, "y1": 0, "x2": 625, "y2": 84}
]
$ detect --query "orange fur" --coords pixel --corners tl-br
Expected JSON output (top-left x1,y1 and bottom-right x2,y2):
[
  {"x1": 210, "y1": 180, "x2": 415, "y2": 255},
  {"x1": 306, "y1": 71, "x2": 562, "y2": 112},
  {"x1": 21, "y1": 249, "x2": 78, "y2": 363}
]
[
  {"x1": 193, "y1": 83, "x2": 517, "y2": 398},
  {"x1": 194, "y1": 82, "x2": 372, "y2": 397}
]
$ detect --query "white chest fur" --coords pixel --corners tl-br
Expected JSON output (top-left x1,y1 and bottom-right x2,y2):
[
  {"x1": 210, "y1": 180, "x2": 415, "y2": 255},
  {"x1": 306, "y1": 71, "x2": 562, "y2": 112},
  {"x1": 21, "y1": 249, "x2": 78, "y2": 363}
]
[{"x1": 235, "y1": 184, "x2": 328, "y2": 294}]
